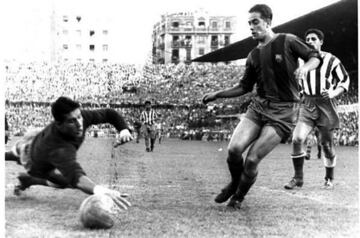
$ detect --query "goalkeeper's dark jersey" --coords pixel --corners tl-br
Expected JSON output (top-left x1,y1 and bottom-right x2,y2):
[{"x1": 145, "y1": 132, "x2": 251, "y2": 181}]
[
  {"x1": 29, "y1": 109, "x2": 129, "y2": 187},
  {"x1": 239, "y1": 33, "x2": 321, "y2": 102}
]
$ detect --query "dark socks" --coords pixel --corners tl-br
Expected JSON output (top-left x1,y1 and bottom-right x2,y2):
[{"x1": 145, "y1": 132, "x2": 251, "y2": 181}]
[
  {"x1": 5, "y1": 151, "x2": 21, "y2": 164},
  {"x1": 235, "y1": 171, "x2": 257, "y2": 199},
  {"x1": 325, "y1": 167, "x2": 334, "y2": 180},
  {"x1": 292, "y1": 155, "x2": 305, "y2": 180}
]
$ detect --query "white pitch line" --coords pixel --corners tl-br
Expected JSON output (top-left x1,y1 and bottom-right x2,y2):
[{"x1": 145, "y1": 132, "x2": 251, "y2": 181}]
[{"x1": 257, "y1": 186, "x2": 358, "y2": 210}]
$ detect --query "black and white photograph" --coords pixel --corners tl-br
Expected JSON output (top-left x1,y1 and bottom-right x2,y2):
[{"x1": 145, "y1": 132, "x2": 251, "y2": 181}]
[{"x1": 3, "y1": 0, "x2": 358, "y2": 237}]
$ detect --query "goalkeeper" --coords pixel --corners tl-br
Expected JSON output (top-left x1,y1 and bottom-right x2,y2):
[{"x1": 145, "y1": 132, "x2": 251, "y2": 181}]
[{"x1": 5, "y1": 96, "x2": 132, "y2": 210}]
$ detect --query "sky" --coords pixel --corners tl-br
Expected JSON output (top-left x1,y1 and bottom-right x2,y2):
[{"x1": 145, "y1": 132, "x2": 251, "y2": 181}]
[{"x1": 2, "y1": 0, "x2": 340, "y2": 64}]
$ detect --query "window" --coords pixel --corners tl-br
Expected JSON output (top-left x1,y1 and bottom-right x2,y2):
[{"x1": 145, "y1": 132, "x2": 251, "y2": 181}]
[
  {"x1": 76, "y1": 16, "x2": 81, "y2": 22},
  {"x1": 89, "y1": 45, "x2": 95, "y2": 51},
  {"x1": 102, "y1": 44, "x2": 108, "y2": 51},
  {"x1": 102, "y1": 58, "x2": 108, "y2": 62},
  {"x1": 198, "y1": 21, "x2": 205, "y2": 27},
  {"x1": 63, "y1": 16, "x2": 68, "y2": 22},
  {"x1": 172, "y1": 21, "x2": 179, "y2": 28},
  {"x1": 89, "y1": 58, "x2": 95, "y2": 62},
  {"x1": 89, "y1": 30, "x2": 95, "y2": 37},
  {"x1": 76, "y1": 44, "x2": 82, "y2": 50},
  {"x1": 224, "y1": 36, "x2": 230, "y2": 45},
  {"x1": 211, "y1": 21, "x2": 217, "y2": 28},
  {"x1": 103, "y1": 30, "x2": 108, "y2": 35},
  {"x1": 63, "y1": 44, "x2": 68, "y2": 50},
  {"x1": 199, "y1": 48, "x2": 205, "y2": 55},
  {"x1": 225, "y1": 21, "x2": 231, "y2": 28}
]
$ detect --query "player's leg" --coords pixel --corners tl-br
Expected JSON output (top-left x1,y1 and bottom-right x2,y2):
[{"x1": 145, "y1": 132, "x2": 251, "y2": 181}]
[
  {"x1": 316, "y1": 133, "x2": 322, "y2": 159},
  {"x1": 136, "y1": 129, "x2": 140, "y2": 143},
  {"x1": 150, "y1": 127, "x2": 156, "y2": 152},
  {"x1": 5, "y1": 151, "x2": 21, "y2": 164},
  {"x1": 305, "y1": 136, "x2": 312, "y2": 160},
  {"x1": 227, "y1": 125, "x2": 282, "y2": 209},
  {"x1": 318, "y1": 127, "x2": 336, "y2": 189},
  {"x1": 14, "y1": 168, "x2": 72, "y2": 196},
  {"x1": 215, "y1": 118, "x2": 261, "y2": 203},
  {"x1": 284, "y1": 121, "x2": 313, "y2": 189},
  {"x1": 144, "y1": 126, "x2": 150, "y2": 152},
  {"x1": 14, "y1": 172, "x2": 49, "y2": 196}
]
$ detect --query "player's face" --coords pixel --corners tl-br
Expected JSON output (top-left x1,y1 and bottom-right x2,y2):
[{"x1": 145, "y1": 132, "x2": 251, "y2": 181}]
[
  {"x1": 248, "y1": 12, "x2": 270, "y2": 41},
  {"x1": 305, "y1": 33, "x2": 323, "y2": 51},
  {"x1": 60, "y1": 108, "x2": 84, "y2": 138}
]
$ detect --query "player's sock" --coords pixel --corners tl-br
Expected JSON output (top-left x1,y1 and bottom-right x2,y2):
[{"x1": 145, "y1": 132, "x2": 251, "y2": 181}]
[
  {"x1": 291, "y1": 153, "x2": 305, "y2": 180},
  {"x1": 228, "y1": 158, "x2": 244, "y2": 187},
  {"x1": 227, "y1": 171, "x2": 257, "y2": 208},
  {"x1": 18, "y1": 173, "x2": 47, "y2": 188},
  {"x1": 317, "y1": 145, "x2": 322, "y2": 159},
  {"x1": 236, "y1": 171, "x2": 257, "y2": 198},
  {"x1": 5, "y1": 151, "x2": 21, "y2": 164},
  {"x1": 324, "y1": 156, "x2": 336, "y2": 180},
  {"x1": 305, "y1": 145, "x2": 312, "y2": 160},
  {"x1": 150, "y1": 138, "x2": 155, "y2": 151},
  {"x1": 325, "y1": 167, "x2": 334, "y2": 180},
  {"x1": 215, "y1": 157, "x2": 243, "y2": 203}
]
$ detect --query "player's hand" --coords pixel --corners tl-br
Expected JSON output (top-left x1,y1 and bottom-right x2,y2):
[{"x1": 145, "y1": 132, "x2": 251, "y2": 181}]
[
  {"x1": 93, "y1": 185, "x2": 131, "y2": 211},
  {"x1": 321, "y1": 87, "x2": 343, "y2": 99},
  {"x1": 202, "y1": 92, "x2": 217, "y2": 104},
  {"x1": 294, "y1": 66, "x2": 308, "y2": 81},
  {"x1": 114, "y1": 129, "x2": 133, "y2": 147}
]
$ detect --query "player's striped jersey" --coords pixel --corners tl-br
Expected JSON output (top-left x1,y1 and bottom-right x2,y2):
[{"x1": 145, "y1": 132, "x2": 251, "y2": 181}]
[
  {"x1": 300, "y1": 51, "x2": 349, "y2": 96},
  {"x1": 140, "y1": 109, "x2": 156, "y2": 125}
]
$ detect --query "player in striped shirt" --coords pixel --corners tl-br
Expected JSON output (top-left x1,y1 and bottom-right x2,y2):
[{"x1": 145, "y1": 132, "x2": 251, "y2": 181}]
[
  {"x1": 285, "y1": 28, "x2": 350, "y2": 190},
  {"x1": 140, "y1": 100, "x2": 157, "y2": 152}
]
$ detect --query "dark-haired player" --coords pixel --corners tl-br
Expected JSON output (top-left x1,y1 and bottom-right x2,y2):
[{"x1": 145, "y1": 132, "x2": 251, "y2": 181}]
[
  {"x1": 202, "y1": 4, "x2": 321, "y2": 209},
  {"x1": 284, "y1": 28, "x2": 349, "y2": 190},
  {"x1": 6, "y1": 96, "x2": 133, "y2": 210}
]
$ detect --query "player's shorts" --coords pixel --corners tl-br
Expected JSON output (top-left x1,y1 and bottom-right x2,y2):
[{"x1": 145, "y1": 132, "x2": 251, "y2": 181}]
[
  {"x1": 11, "y1": 128, "x2": 42, "y2": 171},
  {"x1": 142, "y1": 124, "x2": 156, "y2": 139},
  {"x1": 245, "y1": 97, "x2": 300, "y2": 143},
  {"x1": 298, "y1": 95, "x2": 339, "y2": 129}
]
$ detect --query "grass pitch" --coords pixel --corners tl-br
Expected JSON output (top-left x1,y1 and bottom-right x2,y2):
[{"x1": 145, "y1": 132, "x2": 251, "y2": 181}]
[{"x1": 5, "y1": 138, "x2": 359, "y2": 237}]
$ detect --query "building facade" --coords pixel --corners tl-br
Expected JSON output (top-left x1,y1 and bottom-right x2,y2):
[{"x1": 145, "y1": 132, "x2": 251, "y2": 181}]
[
  {"x1": 152, "y1": 9, "x2": 236, "y2": 64},
  {"x1": 51, "y1": 11, "x2": 111, "y2": 63}
]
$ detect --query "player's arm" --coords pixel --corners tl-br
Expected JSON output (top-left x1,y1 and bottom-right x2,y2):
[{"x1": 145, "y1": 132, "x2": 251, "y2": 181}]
[
  {"x1": 203, "y1": 54, "x2": 256, "y2": 104},
  {"x1": 76, "y1": 175, "x2": 131, "y2": 210},
  {"x1": 288, "y1": 34, "x2": 321, "y2": 80},
  {"x1": 322, "y1": 61, "x2": 350, "y2": 99},
  {"x1": 203, "y1": 84, "x2": 247, "y2": 104},
  {"x1": 294, "y1": 57, "x2": 321, "y2": 81},
  {"x1": 82, "y1": 109, "x2": 133, "y2": 145}
]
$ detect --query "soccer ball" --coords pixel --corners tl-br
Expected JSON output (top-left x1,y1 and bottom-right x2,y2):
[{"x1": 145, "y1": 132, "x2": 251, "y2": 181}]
[{"x1": 79, "y1": 194, "x2": 115, "y2": 229}]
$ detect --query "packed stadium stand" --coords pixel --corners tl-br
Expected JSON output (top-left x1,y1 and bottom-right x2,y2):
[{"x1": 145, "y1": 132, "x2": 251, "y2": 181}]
[{"x1": 5, "y1": 61, "x2": 358, "y2": 145}]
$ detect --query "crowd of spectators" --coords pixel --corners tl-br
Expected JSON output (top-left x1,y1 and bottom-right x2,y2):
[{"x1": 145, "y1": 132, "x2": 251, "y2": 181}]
[{"x1": 5, "y1": 61, "x2": 358, "y2": 145}]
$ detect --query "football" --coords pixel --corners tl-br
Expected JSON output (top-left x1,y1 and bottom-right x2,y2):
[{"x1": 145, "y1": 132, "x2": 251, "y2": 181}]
[{"x1": 79, "y1": 194, "x2": 115, "y2": 229}]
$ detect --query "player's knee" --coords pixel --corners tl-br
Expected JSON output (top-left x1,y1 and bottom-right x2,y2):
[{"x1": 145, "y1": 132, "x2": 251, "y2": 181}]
[
  {"x1": 227, "y1": 145, "x2": 243, "y2": 161},
  {"x1": 243, "y1": 159, "x2": 258, "y2": 178},
  {"x1": 292, "y1": 135, "x2": 306, "y2": 145},
  {"x1": 321, "y1": 141, "x2": 334, "y2": 157}
]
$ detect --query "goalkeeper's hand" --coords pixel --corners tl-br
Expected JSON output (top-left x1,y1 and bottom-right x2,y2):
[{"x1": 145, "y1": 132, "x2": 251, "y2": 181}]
[
  {"x1": 114, "y1": 129, "x2": 133, "y2": 147},
  {"x1": 93, "y1": 185, "x2": 131, "y2": 210}
]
